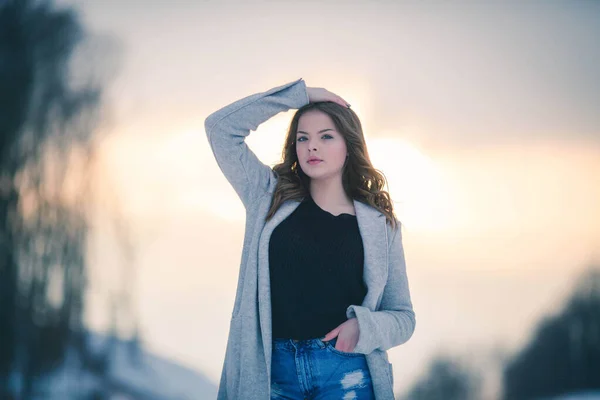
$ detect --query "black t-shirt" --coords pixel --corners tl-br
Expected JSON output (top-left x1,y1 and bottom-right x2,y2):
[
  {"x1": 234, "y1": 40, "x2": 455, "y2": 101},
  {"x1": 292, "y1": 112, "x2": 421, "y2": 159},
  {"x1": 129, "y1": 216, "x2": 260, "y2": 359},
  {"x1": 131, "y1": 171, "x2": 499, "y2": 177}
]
[{"x1": 269, "y1": 194, "x2": 366, "y2": 340}]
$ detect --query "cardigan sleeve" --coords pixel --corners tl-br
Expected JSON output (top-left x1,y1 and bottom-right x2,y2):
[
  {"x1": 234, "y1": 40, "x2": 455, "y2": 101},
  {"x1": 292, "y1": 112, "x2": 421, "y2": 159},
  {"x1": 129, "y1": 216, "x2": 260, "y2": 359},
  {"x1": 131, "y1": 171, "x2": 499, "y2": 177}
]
[
  {"x1": 204, "y1": 78, "x2": 310, "y2": 209},
  {"x1": 346, "y1": 222, "x2": 416, "y2": 354}
]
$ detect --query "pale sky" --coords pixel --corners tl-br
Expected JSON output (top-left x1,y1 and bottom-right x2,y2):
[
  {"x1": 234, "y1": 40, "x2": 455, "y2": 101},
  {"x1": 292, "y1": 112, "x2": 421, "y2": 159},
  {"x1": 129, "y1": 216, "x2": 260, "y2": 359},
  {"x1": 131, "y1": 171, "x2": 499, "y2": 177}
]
[{"x1": 59, "y1": 1, "x2": 600, "y2": 397}]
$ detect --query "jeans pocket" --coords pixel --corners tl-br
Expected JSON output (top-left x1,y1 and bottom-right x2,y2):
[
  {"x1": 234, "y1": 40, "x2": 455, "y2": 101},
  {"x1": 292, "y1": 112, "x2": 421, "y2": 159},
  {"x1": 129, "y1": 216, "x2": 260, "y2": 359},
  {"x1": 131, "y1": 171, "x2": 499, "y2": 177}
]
[{"x1": 323, "y1": 337, "x2": 362, "y2": 357}]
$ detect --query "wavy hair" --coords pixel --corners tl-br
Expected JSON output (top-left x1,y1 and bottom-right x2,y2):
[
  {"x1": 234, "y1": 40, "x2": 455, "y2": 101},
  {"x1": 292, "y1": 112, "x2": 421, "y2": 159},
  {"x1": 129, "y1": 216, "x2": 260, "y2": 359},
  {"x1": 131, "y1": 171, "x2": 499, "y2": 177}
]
[{"x1": 265, "y1": 101, "x2": 398, "y2": 230}]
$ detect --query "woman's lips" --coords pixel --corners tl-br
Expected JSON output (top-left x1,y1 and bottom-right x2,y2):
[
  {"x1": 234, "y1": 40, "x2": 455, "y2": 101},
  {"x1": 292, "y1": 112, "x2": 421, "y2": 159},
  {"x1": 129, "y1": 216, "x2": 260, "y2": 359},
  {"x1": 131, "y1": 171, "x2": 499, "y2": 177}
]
[{"x1": 308, "y1": 160, "x2": 322, "y2": 165}]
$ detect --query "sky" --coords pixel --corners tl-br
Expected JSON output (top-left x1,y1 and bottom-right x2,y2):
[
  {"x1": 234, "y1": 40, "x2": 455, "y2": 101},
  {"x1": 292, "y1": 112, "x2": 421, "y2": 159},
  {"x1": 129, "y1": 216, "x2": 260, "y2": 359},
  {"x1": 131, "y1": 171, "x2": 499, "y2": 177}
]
[{"x1": 58, "y1": 0, "x2": 600, "y2": 397}]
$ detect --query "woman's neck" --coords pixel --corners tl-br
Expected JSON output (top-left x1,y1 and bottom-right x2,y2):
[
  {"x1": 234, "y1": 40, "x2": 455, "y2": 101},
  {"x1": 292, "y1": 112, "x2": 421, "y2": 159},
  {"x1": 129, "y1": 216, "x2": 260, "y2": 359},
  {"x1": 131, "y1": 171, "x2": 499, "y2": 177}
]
[{"x1": 309, "y1": 178, "x2": 354, "y2": 213}]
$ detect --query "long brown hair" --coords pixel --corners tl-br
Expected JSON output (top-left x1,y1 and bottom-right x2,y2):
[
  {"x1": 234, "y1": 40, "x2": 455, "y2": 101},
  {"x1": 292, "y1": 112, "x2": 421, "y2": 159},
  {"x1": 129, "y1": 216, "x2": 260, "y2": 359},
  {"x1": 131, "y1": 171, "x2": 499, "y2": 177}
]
[{"x1": 265, "y1": 101, "x2": 398, "y2": 230}]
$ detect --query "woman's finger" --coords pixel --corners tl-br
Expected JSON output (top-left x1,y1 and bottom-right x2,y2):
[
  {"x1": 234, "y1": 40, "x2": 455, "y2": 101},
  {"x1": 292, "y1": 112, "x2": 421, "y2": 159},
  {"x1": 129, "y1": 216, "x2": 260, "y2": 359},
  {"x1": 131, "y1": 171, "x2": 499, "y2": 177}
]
[
  {"x1": 336, "y1": 96, "x2": 350, "y2": 108},
  {"x1": 333, "y1": 95, "x2": 348, "y2": 108}
]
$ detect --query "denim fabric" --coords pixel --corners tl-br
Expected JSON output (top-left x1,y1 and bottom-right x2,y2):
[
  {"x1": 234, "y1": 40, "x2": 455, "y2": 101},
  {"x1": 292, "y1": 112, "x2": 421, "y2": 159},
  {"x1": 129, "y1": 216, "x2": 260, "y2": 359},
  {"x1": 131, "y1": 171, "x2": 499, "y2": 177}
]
[{"x1": 271, "y1": 337, "x2": 375, "y2": 399}]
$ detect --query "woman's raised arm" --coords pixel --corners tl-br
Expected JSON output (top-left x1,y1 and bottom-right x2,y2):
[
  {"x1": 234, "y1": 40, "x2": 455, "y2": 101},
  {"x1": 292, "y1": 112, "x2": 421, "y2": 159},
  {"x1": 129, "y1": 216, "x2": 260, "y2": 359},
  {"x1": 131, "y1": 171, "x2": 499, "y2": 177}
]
[{"x1": 204, "y1": 78, "x2": 309, "y2": 209}]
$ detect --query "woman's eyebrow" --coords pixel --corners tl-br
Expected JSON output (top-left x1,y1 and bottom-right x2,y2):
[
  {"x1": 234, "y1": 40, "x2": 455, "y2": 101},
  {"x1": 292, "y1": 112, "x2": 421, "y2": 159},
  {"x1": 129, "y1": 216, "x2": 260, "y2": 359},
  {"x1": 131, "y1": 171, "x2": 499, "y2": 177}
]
[{"x1": 296, "y1": 128, "x2": 335, "y2": 135}]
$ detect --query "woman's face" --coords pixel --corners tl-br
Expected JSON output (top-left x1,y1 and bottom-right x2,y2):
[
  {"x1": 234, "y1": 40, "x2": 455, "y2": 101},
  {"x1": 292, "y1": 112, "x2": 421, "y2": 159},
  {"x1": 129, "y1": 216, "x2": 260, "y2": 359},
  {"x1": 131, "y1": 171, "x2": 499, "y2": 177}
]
[{"x1": 295, "y1": 110, "x2": 348, "y2": 182}]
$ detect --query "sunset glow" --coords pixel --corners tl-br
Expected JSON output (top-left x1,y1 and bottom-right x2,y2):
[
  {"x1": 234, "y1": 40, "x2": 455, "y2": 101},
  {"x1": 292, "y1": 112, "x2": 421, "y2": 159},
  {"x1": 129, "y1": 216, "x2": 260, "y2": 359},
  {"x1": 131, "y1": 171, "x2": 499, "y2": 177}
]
[{"x1": 368, "y1": 137, "x2": 459, "y2": 234}]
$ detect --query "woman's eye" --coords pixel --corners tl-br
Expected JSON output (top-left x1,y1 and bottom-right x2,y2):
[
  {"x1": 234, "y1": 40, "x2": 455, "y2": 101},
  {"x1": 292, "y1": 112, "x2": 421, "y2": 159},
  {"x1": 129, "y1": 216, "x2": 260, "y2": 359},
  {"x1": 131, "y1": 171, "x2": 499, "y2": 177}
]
[{"x1": 297, "y1": 135, "x2": 333, "y2": 142}]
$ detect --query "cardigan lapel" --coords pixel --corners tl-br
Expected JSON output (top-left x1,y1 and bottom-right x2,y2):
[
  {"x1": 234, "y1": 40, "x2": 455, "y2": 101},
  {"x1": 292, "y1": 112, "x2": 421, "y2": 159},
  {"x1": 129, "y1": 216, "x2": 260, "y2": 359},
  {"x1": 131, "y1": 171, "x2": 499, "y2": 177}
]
[
  {"x1": 257, "y1": 199, "x2": 301, "y2": 384},
  {"x1": 353, "y1": 199, "x2": 389, "y2": 305},
  {"x1": 256, "y1": 197, "x2": 388, "y2": 383}
]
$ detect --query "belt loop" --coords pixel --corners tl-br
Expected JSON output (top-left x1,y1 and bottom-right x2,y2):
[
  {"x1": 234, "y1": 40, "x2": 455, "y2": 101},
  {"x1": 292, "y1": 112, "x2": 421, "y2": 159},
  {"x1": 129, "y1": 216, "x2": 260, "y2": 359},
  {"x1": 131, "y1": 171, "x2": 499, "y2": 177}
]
[{"x1": 316, "y1": 337, "x2": 326, "y2": 349}]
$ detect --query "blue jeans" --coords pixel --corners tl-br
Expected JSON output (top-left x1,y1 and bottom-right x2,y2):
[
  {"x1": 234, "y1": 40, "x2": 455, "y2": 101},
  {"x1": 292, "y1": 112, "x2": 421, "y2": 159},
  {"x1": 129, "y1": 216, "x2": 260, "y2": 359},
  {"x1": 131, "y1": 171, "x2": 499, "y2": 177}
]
[{"x1": 271, "y1": 336, "x2": 375, "y2": 399}]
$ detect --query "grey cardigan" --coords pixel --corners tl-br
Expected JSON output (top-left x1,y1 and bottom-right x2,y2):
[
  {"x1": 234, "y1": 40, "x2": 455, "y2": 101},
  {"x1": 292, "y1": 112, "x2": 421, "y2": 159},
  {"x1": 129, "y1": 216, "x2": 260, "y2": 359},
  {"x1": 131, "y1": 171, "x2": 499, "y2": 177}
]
[{"x1": 204, "y1": 78, "x2": 416, "y2": 400}]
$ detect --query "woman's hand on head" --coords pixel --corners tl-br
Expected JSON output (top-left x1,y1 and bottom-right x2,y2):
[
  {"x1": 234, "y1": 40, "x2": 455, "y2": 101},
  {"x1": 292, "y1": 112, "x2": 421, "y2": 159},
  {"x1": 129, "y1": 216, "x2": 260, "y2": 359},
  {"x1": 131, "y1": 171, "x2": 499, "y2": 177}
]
[{"x1": 306, "y1": 86, "x2": 350, "y2": 108}]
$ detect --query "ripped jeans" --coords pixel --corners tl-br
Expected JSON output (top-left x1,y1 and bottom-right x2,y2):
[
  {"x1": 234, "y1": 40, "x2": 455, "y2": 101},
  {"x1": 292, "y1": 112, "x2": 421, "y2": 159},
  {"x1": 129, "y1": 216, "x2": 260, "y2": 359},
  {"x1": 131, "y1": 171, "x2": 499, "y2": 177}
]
[{"x1": 271, "y1": 336, "x2": 375, "y2": 400}]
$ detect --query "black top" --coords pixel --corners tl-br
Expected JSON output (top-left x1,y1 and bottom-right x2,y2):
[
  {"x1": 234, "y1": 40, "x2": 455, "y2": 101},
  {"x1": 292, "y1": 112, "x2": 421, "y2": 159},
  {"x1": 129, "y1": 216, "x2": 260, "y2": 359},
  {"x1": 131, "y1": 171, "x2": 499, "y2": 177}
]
[{"x1": 269, "y1": 194, "x2": 366, "y2": 340}]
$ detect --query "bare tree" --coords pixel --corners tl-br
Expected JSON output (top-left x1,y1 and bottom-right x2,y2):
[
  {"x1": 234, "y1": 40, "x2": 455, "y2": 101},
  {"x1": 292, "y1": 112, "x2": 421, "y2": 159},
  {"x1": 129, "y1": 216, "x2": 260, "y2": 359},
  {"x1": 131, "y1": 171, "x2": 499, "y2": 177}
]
[
  {"x1": 502, "y1": 264, "x2": 600, "y2": 400},
  {"x1": 402, "y1": 354, "x2": 482, "y2": 400},
  {"x1": 0, "y1": 0, "x2": 132, "y2": 398}
]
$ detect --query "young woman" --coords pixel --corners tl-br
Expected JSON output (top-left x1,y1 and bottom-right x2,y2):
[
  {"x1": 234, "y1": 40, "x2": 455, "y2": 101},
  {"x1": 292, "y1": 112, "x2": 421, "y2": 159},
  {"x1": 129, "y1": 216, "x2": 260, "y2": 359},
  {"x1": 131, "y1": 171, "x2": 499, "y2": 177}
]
[{"x1": 205, "y1": 78, "x2": 416, "y2": 400}]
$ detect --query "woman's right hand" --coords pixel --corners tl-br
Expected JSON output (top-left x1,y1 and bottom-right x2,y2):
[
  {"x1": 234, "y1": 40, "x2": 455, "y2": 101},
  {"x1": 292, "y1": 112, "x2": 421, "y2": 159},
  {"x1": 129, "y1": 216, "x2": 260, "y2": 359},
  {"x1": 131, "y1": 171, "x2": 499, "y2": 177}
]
[{"x1": 306, "y1": 86, "x2": 350, "y2": 108}]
